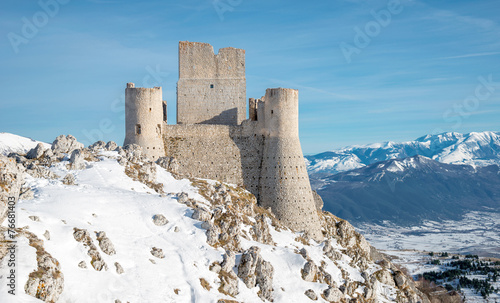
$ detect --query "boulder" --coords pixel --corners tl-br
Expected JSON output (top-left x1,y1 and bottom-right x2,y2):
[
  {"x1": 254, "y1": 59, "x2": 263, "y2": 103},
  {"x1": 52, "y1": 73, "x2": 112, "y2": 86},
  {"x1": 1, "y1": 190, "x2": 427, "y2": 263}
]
[
  {"x1": 323, "y1": 286, "x2": 343, "y2": 302},
  {"x1": 26, "y1": 143, "x2": 46, "y2": 159},
  {"x1": 302, "y1": 261, "x2": 318, "y2": 282},
  {"x1": 151, "y1": 247, "x2": 164, "y2": 259},
  {"x1": 95, "y1": 231, "x2": 116, "y2": 255},
  {"x1": 152, "y1": 214, "x2": 169, "y2": 226},
  {"x1": 305, "y1": 289, "x2": 318, "y2": 301},
  {"x1": 69, "y1": 149, "x2": 85, "y2": 170},
  {"x1": 51, "y1": 135, "x2": 84, "y2": 154}
]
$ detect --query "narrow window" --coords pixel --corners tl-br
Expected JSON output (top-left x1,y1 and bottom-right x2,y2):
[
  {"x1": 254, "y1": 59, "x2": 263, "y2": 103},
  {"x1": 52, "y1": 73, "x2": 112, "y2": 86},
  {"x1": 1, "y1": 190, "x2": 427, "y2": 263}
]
[
  {"x1": 149, "y1": 108, "x2": 152, "y2": 112},
  {"x1": 136, "y1": 124, "x2": 141, "y2": 135},
  {"x1": 271, "y1": 110, "x2": 274, "y2": 114},
  {"x1": 210, "y1": 84, "x2": 214, "y2": 88}
]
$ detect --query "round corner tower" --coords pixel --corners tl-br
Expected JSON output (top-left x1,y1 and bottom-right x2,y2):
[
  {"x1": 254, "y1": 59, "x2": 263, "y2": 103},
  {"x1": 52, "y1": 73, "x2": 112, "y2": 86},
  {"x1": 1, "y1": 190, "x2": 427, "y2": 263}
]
[
  {"x1": 259, "y1": 88, "x2": 323, "y2": 240},
  {"x1": 124, "y1": 83, "x2": 165, "y2": 160}
]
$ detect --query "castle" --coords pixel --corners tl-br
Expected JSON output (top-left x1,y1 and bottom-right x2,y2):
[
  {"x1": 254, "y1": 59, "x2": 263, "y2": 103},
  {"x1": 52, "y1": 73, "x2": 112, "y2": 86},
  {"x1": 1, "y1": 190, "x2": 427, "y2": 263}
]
[{"x1": 124, "y1": 41, "x2": 322, "y2": 239}]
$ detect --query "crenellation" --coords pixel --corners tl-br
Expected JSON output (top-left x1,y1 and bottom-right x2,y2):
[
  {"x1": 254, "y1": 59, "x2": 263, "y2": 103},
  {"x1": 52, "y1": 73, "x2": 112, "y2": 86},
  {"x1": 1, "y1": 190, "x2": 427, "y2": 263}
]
[{"x1": 125, "y1": 41, "x2": 322, "y2": 240}]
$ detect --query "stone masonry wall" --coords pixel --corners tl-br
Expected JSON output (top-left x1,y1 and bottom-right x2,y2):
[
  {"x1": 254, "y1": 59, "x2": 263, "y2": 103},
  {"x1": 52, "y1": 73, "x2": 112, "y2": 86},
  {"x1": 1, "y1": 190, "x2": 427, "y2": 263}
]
[
  {"x1": 163, "y1": 121, "x2": 263, "y2": 198},
  {"x1": 177, "y1": 41, "x2": 246, "y2": 125}
]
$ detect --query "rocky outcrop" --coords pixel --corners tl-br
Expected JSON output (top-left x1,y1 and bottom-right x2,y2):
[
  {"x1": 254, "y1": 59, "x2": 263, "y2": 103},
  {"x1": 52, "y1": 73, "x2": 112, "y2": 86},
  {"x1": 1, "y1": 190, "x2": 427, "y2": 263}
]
[
  {"x1": 26, "y1": 143, "x2": 46, "y2": 159},
  {"x1": 95, "y1": 231, "x2": 116, "y2": 256},
  {"x1": 0, "y1": 155, "x2": 25, "y2": 224},
  {"x1": 23, "y1": 231, "x2": 64, "y2": 303},
  {"x1": 156, "y1": 156, "x2": 179, "y2": 174},
  {"x1": 237, "y1": 246, "x2": 274, "y2": 301},
  {"x1": 73, "y1": 228, "x2": 107, "y2": 271},
  {"x1": 51, "y1": 135, "x2": 84, "y2": 154}
]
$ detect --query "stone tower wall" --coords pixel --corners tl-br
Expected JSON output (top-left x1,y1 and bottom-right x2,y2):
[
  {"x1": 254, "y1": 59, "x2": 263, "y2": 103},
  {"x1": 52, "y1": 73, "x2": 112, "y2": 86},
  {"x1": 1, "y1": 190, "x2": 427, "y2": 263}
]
[
  {"x1": 124, "y1": 83, "x2": 165, "y2": 160},
  {"x1": 177, "y1": 41, "x2": 246, "y2": 125},
  {"x1": 259, "y1": 88, "x2": 323, "y2": 239}
]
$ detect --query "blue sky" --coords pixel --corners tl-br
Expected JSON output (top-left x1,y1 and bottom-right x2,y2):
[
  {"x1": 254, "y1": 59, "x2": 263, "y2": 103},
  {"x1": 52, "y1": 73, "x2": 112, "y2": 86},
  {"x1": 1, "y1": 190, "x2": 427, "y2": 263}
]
[{"x1": 1, "y1": 0, "x2": 499, "y2": 154}]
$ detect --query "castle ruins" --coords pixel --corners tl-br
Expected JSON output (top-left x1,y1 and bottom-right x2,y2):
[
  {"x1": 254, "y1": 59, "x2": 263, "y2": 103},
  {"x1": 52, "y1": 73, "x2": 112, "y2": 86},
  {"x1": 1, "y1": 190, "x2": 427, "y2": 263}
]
[{"x1": 124, "y1": 41, "x2": 322, "y2": 239}]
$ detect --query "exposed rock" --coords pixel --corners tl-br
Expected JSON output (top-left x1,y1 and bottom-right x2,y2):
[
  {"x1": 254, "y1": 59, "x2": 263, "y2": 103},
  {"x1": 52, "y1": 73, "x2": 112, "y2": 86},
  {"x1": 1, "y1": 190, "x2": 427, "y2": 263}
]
[
  {"x1": 78, "y1": 261, "x2": 87, "y2": 269},
  {"x1": 305, "y1": 289, "x2": 318, "y2": 301},
  {"x1": 312, "y1": 190, "x2": 323, "y2": 211},
  {"x1": 323, "y1": 286, "x2": 344, "y2": 302},
  {"x1": 394, "y1": 271, "x2": 406, "y2": 287},
  {"x1": 220, "y1": 250, "x2": 236, "y2": 272},
  {"x1": 89, "y1": 141, "x2": 106, "y2": 152},
  {"x1": 115, "y1": 262, "x2": 124, "y2": 274},
  {"x1": 8, "y1": 152, "x2": 27, "y2": 164},
  {"x1": 0, "y1": 155, "x2": 25, "y2": 223},
  {"x1": 205, "y1": 222, "x2": 221, "y2": 246},
  {"x1": 237, "y1": 246, "x2": 274, "y2": 301},
  {"x1": 105, "y1": 141, "x2": 118, "y2": 151},
  {"x1": 192, "y1": 207, "x2": 211, "y2": 222},
  {"x1": 151, "y1": 247, "x2": 165, "y2": 259},
  {"x1": 251, "y1": 214, "x2": 273, "y2": 245},
  {"x1": 26, "y1": 165, "x2": 59, "y2": 180},
  {"x1": 301, "y1": 261, "x2": 318, "y2": 282},
  {"x1": 62, "y1": 173, "x2": 76, "y2": 185},
  {"x1": 69, "y1": 149, "x2": 85, "y2": 170},
  {"x1": 20, "y1": 187, "x2": 34, "y2": 200},
  {"x1": 152, "y1": 214, "x2": 169, "y2": 226},
  {"x1": 51, "y1": 134, "x2": 84, "y2": 154},
  {"x1": 120, "y1": 144, "x2": 145, "y2": 163},
  {"x1": 177, "y1": 192, "x2": 189, "y2": 204},
  {"x1": 218, "y1": 270, "x2": 239, "y2": 297},
  {"x1": 210, "y1": 262, "x2": 221, "y2": 273},
  {"x1": 43, "y1": 230, "x2": 50, "y2": 240},
  {"x1": 125, "y1": 161, "x2": 157, "y2": 184},
  {"x1": 26, "y1": 143, "x2": 46, "y2": 159},
  {"x1": 299, "y1": 247, "x2": 309, "y2": 260},
  {"x1": 24, "y1": 231, "x2": 64, "y2": 303},
  {"x1": 95, "y1": 231, "x2": 116, "y2": 256},
  {"x1": 375, "y1": 269, "x2": 396, "y2": 287},
  {"x1": 156, "y1": 157, "x2": 180, "y2": 174},
  {"x1": 256, "y1": 259, "x2": 274, "y2": 301},
  {"x1": 73, "y1": 228, "x2": 107, "y2": 271},
  {"x1": 29, "y1": 216, "x2": 40, "y2": 222}
]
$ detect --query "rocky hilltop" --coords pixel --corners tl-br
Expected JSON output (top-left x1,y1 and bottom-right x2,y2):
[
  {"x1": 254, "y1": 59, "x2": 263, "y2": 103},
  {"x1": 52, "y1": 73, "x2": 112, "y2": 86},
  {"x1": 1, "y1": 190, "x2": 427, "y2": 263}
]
[{"x1": 0, "y1": 134, "x2": 451, "y2": 303}]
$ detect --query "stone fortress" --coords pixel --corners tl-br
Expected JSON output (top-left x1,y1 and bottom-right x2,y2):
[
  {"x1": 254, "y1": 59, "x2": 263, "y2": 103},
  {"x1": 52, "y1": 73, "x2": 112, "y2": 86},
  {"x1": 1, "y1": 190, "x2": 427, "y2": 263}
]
[{"x1": 124, "y1": 41, "x2": 322, "y2": 239}]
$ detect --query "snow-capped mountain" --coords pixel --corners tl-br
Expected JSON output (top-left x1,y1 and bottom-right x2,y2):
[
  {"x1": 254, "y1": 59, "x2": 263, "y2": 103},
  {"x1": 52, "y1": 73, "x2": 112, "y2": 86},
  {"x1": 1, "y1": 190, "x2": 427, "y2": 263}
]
[
  {"x1": 0, "y1": 133, "x2": 50, "y2": 156},
  {"x1": 306, "y1": 131, "x2": 500, "y2": 176},
  {"x1": 316, "y1": 155, "x2": 500, "y2": 225},
  {"x1": 0, "y1": 134, "x2": 430, "y2": 303}
]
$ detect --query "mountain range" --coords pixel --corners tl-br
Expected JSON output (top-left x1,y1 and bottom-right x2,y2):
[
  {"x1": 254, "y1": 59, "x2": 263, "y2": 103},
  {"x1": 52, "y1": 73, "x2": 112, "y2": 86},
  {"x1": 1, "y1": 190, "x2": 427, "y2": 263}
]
[{"x1": 306, "y1": 132, "x2": 500, "y2": 225}]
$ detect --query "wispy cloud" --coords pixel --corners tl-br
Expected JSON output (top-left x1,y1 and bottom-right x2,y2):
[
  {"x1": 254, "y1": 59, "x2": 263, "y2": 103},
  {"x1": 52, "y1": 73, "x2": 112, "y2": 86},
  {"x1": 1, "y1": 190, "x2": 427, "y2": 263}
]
[{"x1": 440, "y1": 52, "x2": 500, "y2": 60}]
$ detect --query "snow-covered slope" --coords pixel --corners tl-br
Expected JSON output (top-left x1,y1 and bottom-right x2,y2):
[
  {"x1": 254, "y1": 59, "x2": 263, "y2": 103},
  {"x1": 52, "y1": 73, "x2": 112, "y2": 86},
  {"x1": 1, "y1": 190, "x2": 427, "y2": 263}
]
[
  {"x1": 0, "y1": 133, "x2": 50, "y2": 156},
  {"x1": 306, "y1": 131, "x2": 500, "y2": 175},
  {"x1": 0, "y1": 134, "x2": 428, "y2": 303}
]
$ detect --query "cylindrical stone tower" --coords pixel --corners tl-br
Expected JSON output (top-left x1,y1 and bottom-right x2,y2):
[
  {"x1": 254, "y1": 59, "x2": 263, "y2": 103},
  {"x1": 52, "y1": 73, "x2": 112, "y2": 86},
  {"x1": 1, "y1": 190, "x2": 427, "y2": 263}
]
[
  {"x1": 124, "y1": 83, "x2": 165, "y2": 160},
  {"x1": 259, "y1": 88, "x2": 323, "y2": 240}
]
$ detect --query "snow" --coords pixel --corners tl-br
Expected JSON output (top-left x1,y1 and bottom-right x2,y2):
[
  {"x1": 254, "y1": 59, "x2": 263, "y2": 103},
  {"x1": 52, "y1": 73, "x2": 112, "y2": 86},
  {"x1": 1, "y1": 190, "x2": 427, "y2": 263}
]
[
  {"x1": 307, "y1": 131, "x2": 500, "y2": 175},
  {"x1": 0, "y1": 133, "x2": 51, "y2": 156},
  {"x1": 0, "y1": 148, "x2": 397, "y2": 303}
]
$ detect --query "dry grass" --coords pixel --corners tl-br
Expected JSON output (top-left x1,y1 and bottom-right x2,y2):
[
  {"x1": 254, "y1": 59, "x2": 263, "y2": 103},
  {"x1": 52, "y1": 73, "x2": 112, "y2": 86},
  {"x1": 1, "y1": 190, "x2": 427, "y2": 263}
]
[{"x1": 200, "y1": 278, "x2": 212, "y2": 291}]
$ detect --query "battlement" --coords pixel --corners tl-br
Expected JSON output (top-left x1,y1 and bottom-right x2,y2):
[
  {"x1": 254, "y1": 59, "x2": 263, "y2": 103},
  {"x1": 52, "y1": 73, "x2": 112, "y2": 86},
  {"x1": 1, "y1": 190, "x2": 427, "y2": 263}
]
[{"x1": 179, "y1": 41, "x2": 245, "y2": 79}]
